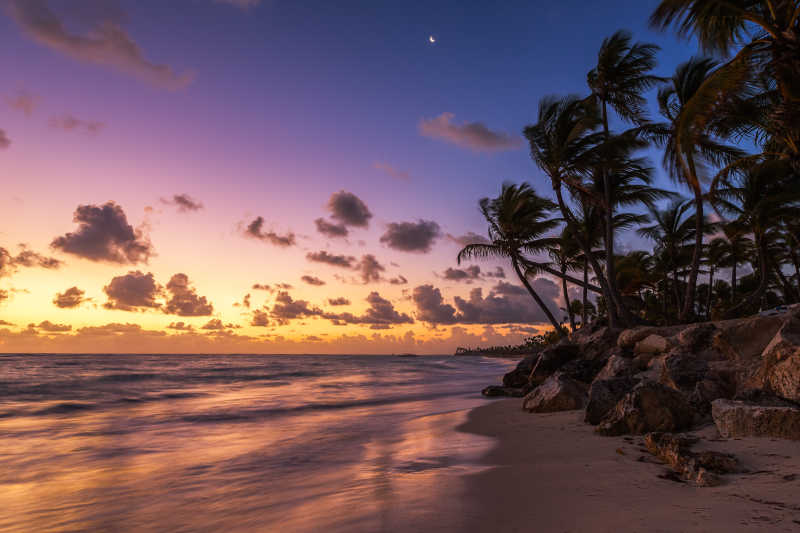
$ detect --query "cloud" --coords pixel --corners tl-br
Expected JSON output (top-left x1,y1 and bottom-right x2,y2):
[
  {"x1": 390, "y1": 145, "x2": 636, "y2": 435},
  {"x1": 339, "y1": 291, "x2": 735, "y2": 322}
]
[
  {"x1": 388, "y1": 275, "x2": 408, "y2": 285},
  {"x1": 51, "y1": 202, "x2": 153, "y2": 264},
  {"x1": 446, "y1": 232, "x2": 490, "y2": 246},
  {"x1": 306, "y1": 250, "x2": 356, "y2": 268},
  {"x1": 328, "y1": 297, "x2": 350, "y2": 306},
  {"x1": 164, "y1": 273, "x2": 213, "y2": 316},
  {"x1": 76, "y1": 322, "x2": 163, "y2": 336},
  {"x1": 356, "y1": 254, "x2": 385, "y2": 283},
  {"x1": 167, "y1": 321, "x2": 193, "y2": 331},
  {"x1": 380, "y1": 220, "x2": 441, "y2": 253},
  {"x1": 323, "y1": 292, "x2": 413, "y2": 329},
  {"x1": 0, "y1": 319, "x2": 13, "y2": 326},
  {"x1": 53, "y1": 286, "x2": 87, "y2": 308},
  {"x1": 6, "y1": 90, "x2": 38, "y2": 116},
  {"x1": 412, "y1": 279, "x2": 561, "y2": 325},
  {"x1": 251, "y1": 309, "x2": 270, "y2": 327},
  {"x1": 314, "y1": 218, "x2": 348, "y2": 238},
  {"x1": 0, "y1": 245, "x2": 62, "y2": 276},
  {"x1": 418, "y1": 112, "x2": 523, "y2": 152},
  {"x1": 103, "y1": 270, "x2": 162, "y2": 311},
  {"x1": 270, "y1": 291, "x2": 322, "y2": 325},
  {"x1": 5, "y1": 0, "x2": 193, "y2": 90},
  {"x1": 31, "y1": 320, "x2": 72, "y2": 332},
  {"x1": 373, "y1": 161, "x2": 410, "y2": 181},
  {"x1": 243, "y1": 217, "x2": 296, "y2": 246},
  {"x1": 327, "y1": 190, "x2": 372, "y2": 227},
  {"x1": 301, "y1": 275, "x2": 325, "y2": 286},
  {"x1": 201, "y1": 319, "x2": 236, "y2": 330},
  {"x1": 0, "y1": 289, "x2": 8, "y2": 304},
  {"x1": 233, "y1": 293, "x2": 251, "y2": 308},
  {"x1": 0, "y1": 129, "x2": 10, "y2": 149},
  {"x1": 441, "y1": 265, "x2": 481, "y2": 282},
  {"x1": 161, "y1": 194, "x2": 203, "y2": 212},
  {"x1": 49, "y1": 115, "x2": 104, "y2": 134},
  {"x1": 483, "y1": 266, "x2": 505, "y2": 279}
]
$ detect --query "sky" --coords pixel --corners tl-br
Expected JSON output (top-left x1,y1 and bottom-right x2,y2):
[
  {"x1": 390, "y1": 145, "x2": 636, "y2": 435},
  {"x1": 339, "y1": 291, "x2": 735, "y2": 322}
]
[{"x1": 0, "y1": 0, "x2": 701, "y2": 354}]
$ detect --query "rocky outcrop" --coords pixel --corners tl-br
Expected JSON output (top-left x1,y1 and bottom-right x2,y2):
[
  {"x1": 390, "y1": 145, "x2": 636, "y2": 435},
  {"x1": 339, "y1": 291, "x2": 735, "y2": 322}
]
[
  {"x1": 482, "y1": 385, "x2": 525, "y2": 398},
  {"x1": 594, "y1": 353, "x2": 634, "y2": 381},
  {"x1": 711, "y1": 398, "x2": 800, "y2": 440},
  {"x1": 644, "y1": 432, "x2": 738, "y2": 487},
  {"x1": 529, "y1": 343, "x2": 581, "y2": 386},
  {"x1": 634, "y1": 334, "x2": 672, "y2": 355},
  {"x1": 596, "y1": 380, "x2": 694, "y2": 436},
  {"x1": 584, "y1": 376, "x2": 639, "y2": 425},
  {"x1": 502, "y1": 352, "x2": 539, "y2": 389},
  {"x1": 522, "y1": 373, "x2": 587, "y2": 413},
  {"x1": 757, "y1": 316, "x2": 800, "y2": 402}
]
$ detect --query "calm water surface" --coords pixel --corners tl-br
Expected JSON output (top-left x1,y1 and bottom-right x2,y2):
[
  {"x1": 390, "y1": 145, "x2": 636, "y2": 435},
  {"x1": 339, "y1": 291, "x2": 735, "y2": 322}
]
[{"x1": 0, "y1": 354, "x2": 513, "y2": 532}]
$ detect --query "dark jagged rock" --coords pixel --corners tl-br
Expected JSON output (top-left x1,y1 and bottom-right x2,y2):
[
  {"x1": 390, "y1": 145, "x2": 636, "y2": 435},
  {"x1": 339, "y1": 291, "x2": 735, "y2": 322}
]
[
  {"x1": 757, "y1": 316, "x2": 800, "y2": 402},
  {"x1": 481, "y1": 385, "x2": 525, "y2": 398},
  {"x1": 502, "y1": 352, "x2": 539, "y2": 388},
  {"x1": 659, "y1": 352, "x2": 710, "y2": 391},
  {"x1": 584, "y1": 376, "x2": 640, "y2": 425},
  {"x1": 529, "y1": 343, "x2": 580, "y2": 386},
  {"x1": 596, "y1": 380, "x2": 694, "y2": 436},
  {"x1": 557, "y1": 356, "x2": 609, "y2": 384},
  {"x1": 712, "y1": 398, "x2": 800, "y2": 440},
  {"x1": 644, "y1": 432, "x2": 738, "y2": 487},
  {"x1": 522, "y1": 373, "x2": 587, "y2": 413}
]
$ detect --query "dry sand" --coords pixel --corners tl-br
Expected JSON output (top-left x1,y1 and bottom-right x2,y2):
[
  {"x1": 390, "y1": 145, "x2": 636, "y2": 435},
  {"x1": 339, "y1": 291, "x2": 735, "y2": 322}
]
[{"x1": 455, "y1": 399, "x2": 800, "y2": 532}]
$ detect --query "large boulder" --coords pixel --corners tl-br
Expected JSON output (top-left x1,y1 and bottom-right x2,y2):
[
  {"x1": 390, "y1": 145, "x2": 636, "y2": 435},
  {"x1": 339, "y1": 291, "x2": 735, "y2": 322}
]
[
  {"x1": 557, "y1": 356, "x2": 609, "y2": 384},
  {"x1": 584, "y1": 376, "x2": 639, "y2": 425},
  {"x1": 529, "y1": 343, "x2": 580, "y2": 386},
  {"x1": 618, "y1": 325, "x2": 685, "y2": 350},
  {"x1": 712, "y1": 398, "x2": 800, "y2": 440},
  {"x1": 659, "y1": 352, "x2": 710, "y2": 391},
  {"x1": 768, "y1": 357, "x2": 800, "y2": 403},
  {"x1": 572, "y1": 327, "x2": 620, "y2": 360},
  {"x1": 594, "y1": 353, "x2": 634, "y2": 381},
  {"x1": 676, "y1": 323, "x2": 718, "y2": 352},
  {"x1": 502, "y1": 352, "x2": 539, "y2": 388},
  {"x1": 634, "y1": 334, "x2": 672, "y2": 355},
  {"x1": 757, "y1": 316, "x2": 800, "y2": 402},
  {"x1": 522, "y1": 373, "x2": 588, "y2": 413},
  {"x1": 644, "y1": 432, "x2": 738, "y2": 487},
  {"x1": 596, "y1": 380, "x2": 694, "y2": 436}
]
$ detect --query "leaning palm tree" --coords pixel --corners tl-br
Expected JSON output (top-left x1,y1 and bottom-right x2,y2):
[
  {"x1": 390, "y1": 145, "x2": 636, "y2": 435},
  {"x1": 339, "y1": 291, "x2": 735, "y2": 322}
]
[
  {"x1": 704, "y1": 237, "x2": 730, "y2": 318},
  {"x1": 652, "y1": 57, "x2": 746, "y2": 321},
  {"x1": 547, "y1": 229, "x2": 583, "y2": 331},
  {"x1": 457, "y1": 182, "x2": 567, "y2": 335},
  {"x1": 586, "y1": 30, "x2": 663, "y2": 324}
]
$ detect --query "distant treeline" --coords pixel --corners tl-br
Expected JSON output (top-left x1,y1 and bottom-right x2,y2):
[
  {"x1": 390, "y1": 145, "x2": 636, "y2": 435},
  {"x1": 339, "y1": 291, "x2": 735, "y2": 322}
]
[{"x1": 454, "y1": 331, "x2": 561, "y2": 356}]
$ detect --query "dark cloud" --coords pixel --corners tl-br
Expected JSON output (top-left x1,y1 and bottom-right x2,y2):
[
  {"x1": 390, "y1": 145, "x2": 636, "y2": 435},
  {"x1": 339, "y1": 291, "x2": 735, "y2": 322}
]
[
  {"x1": 164, "y1": 273, "x2": 213, "y2": 316},
  {"x1": 0, "y1": 289, "x2": 8, "y2": 303},
  {"x1": 161, "y1": 194, "x2": 203, "y2": 212},
  {"x1": 243, "y1": 217, "x2": 296, "y2": 247},
  {"x1": 380, "y1": 220, "x2": 441, "y2": 253},
  {"x1": 412, "y1": 279, "x2": 560, "y2": 325},
  {"x1": 103, "y1": 271, "x2": 162, "y2": 311},
  {"x1": 5, "y1": 0, "x2": 193, "y2": 90},
  {"x1": 301, "y1": 275, "x2": 326, "y2": 286},
  {"x1": 418, "y1": 112, "x2": 523, "y2": 152},
  {"x1": 233, "y1": 293, "x2": 251, "y2": 308},
  {"x1": 53, "y1": 286, "x2": 86, "y2": 308},
  {"x1": 441, "y1": 265, "x2": 481, "y2": 282},
  {"x1": 373, "y1": 161, "x2": 410, "y2": 181},
  {"x1": 167, "y1": 321, "x2": 193, "y2": 331},
  {"x1": 306, "y1": 250, "x2": 356, "y2": 268},
  {"x1": 31, "y1": 320, "x2": 72, "y2": 332},
  {"x1": 483, "y1": 266, "x2": 506, "y2": 279},
  {"x1": 446, "y1": 232, "x2": 490, "y2": 247},
  {"x1": 270, "y1": 291, "x2": 322, "y2": 325},
  {"x1": 6, "y1": 90, "x2": 38, "y2": 116},
  {"x1": 76, "y1": 323, "x2": 165, "y2": 336},
  {"x1": 328, "y1": 297, "x2": 350, "y2": 306},
  {"x1": 328, "y1": 191, "x2": 372, "y2": 227},
  {"x1": 314, "y1": 218, "x2": 349, "y2": 238},
  {"x1": 49, "y1": 115, "x2": 104, "y2": 134},
  {"x1": 251, "y1": 309, "x2": 270, "y2": 327},
  {"x1": 252, "y1": 283, "x2": 271, "y2": 291},
  {"x1": 0, "y1": 319, "x2": 14, "y2": 326},
  {"x1": 0, "y1": 245, "x2": 62, "y2": 276},
  {"x1": 201, "y1": 319, "x2": 226, "y2": 330},
  {"x1": 323, "y1": 292, "x2": 413, "y2": 329},
  {"x1": 389, "y1": 275, "x2": 408, "y2": 285},
  {"x1": 0, "y1": 129, "x2": 9, "y2": 149},
  {"x1": 356, "y1": 254, "x2": 385, "y2": 283},
  {"x1": 51, "y1": 202, "x2": 153, "y2": 264}
]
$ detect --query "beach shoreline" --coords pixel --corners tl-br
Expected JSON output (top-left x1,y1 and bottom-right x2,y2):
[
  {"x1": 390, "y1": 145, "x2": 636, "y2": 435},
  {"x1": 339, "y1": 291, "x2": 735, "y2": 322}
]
[{"x1": 455, "y1": 399, "x2": 800, "y2": 532}]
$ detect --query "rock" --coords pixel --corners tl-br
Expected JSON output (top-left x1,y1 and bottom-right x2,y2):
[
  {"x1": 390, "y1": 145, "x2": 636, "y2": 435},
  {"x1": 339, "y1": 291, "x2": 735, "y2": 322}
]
[
  {"x1": 618, "y1": 325, "x2": 685, "y2": 350},
  {"x1": 502, "y1": 352, "x2": 539, "y2": 388},
  {"x1": 769, "y1": 357, "x2": 800, "y2": 403},
  {"x1": 634, "y1": 334, "x2": 671, "y2": 355},
  {"x1": 659, "y1": 352, "x2": 709, "y2": 391},
  {"x1": 584, "y1": 376, "x2": 639, "y2": 425},
  {"x1": 573, "y1": 327, "x2": 620, "y2": 360},
  {"x1": 523, "y1": 373, "x2": 588, "y2": 413},
  {"x1": 529, "y1": 343, "x2": 580, "y2": 386},
  {"x1": 557, "y1": 357, "x2": 608, "y2": 384},
  {"x1": 644, "y1": 432, "x2": 738, "y2": 487},
  {"x1": 676, "y1": 323, "x2": 717, "y2": 352},
  {"x1": 594, "y1": 354, "x2": 634, "y2": 381},
  {"x1": 481, "y1": 385, "x2": 524, "y2": 398},
  {"x1": 757, "y1": 316, "x2": 800, "y2": 402},
  {"x1": 689, "y1": 367, "x2": 736, "y2": 416},
  {"x1": 711, "y1": 314, "x2": 786, "y2": 382},
  {"x1": 596, "y1": 380, "x2": 694, "y2": 436},
  {"x1": 712, "y1": 399, "x2": 800, "y2": 440}
]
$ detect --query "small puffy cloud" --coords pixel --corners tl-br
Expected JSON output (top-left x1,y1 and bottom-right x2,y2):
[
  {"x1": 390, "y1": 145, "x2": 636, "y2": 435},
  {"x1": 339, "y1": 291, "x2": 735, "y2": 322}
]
[
  {"x1": 243, "y1": 217, "x2": 296, "y2": 247},
  {"x1": 76, "y1": 323, "x2": 163, "y2": 336},
  {"x1": 328, "y1": 191, "x2": 372, "y2": 227},
  {"x1": 161, "y1": 194, "x2": 203, "y2": 212},
  {"x1": 53, "y1": 286, "x2": 87, "y2": 308},
  {"x1": 0, "y1": 319, "x2": 14, "y2": 326},
  {"x1": 483, "y1": 266, "x2": 505, "y2": 279},
  {"x1": 1, "y1": 245, "x2": 62, "y2": 276},
  {"x1": 270, "y1": 291, "x2": 322, "y2": 325},
  {"x1": 251, "y1": 309, "x2": 270, "y2": 327},
  {"x1": 306, "y1": 250, "x2": 356, "y2": 268},
  {"x1": 328, "y1": 297, "x2": 350, "y2": 306},
  {"x1": 412, "y1": 285, "x2": 458, "y2": 324},
  {"x1": 441, "y1": 265, "x2": 481, "y2": 282},
  {"x1": 418, "y1": 112, "x2": 523, "y2": 152},
  {"x1": 164, "y1": 273, "x2": 213, "y2": 316},
  {"x1": 373, "y1": 161, "x2": 410, "y2": 181},
  {"x1": 233, "y1": 293, "x2": 251, "y2": 308},
  {"x1": 314, "y1": 218, "x2": 348, "y2": 238},
  {"x1": 5, "y1": 0, "x2": 193, "y2": 90},
  {"x1": 356, "y1": 254, "x2": 385, "y2": 283},
  {"x1": 388, "y1": 275, "x2": 408, "y2": 285},
  {"x1": 51, "y1": 202, "x2": 153, "y2": 264},
  {"x1": 31, "y1": 320, "x2": 72, "y2": 332},
  {"x1": 380, "y1": 220, "x2": 441, "y2": 253},
  {"x1": 446, "y1": 232, "x2": 490, "y2": 246},
  {"x1": 49, "y1": 115, "x2": 104, "y2": 134},
  {"x1": 301, "y1": 275, "x2": 325, "y2": 286},
  {"x1": 6, "y1": 90, "x2": 38, "y2": 116},
  {"x1": 167, "y1": 321, "x2": 193, "y2": 331},
  {"x1": 201, "y1": 319, "x2": 225, "y2": 330},
  {"x1": 103, "y1": 271, "x2": 162, "y2": 311},
  {"x1": 0, "y1": 129, "x2": 10, "y2": 149},
  {"x1": 323, "y1": 292, "x2": 413, "y2": 329}
]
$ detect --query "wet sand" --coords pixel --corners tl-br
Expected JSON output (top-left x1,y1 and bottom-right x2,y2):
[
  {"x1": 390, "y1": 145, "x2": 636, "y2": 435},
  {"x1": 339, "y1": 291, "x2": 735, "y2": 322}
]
[{"x1": 456, "y1": 399, "x2": 800, "y2": 532}]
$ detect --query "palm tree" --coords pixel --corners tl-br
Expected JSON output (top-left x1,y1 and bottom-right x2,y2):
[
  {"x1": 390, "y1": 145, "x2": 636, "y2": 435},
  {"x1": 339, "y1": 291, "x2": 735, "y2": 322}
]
[
  {"x1": 586, "y1": 30, "x2": 663, "y2": 324},
  {"x1": 704, "y1": 237, "x2": 730, "y2": 318},
  {"x1": 652, "y1": 57, "x2": 745, "y2": 321},
  {"x1": 547, "y1": 229, "x2": 583, "y2": 331},
  {"x1": 457, "y1": 182, "x2": 567, "y2": 335}
]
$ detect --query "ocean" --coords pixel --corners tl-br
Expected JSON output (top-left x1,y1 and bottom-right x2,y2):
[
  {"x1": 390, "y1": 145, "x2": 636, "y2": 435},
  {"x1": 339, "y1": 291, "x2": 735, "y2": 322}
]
[{"x1": 0, "y1": 354, "x2": 514, "y2": 532}]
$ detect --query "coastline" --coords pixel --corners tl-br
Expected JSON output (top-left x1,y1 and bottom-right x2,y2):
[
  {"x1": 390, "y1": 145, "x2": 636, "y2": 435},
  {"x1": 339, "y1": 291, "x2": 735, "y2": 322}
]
[{"x1": 455, "y1": 399, "x2": 800, "y2": 532}]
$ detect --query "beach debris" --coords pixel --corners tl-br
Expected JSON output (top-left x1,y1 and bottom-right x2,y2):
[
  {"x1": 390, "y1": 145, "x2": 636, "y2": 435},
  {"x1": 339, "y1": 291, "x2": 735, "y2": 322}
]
[{"x1": 644, "y1": 432, "x2": 738, "y2": 487}]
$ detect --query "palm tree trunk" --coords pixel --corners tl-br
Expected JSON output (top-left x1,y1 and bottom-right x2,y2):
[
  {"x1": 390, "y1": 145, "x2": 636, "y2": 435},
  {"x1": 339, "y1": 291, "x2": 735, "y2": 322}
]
[
  {"x1": 768, "y1": 254, "x2": 798, "y2": 303},
  {"x1": 706, "y1": 266, "x2": 715, "y2": 320},
  {"x1": 731, "y1": 262, "x2": 738, "y2": 302},
  {"x1": 561, "y1": 264, "x2": 575, "y2": 332},
  {"x1": 582, "y1": 259, "x2": 589, "y2": 328},
  {"x1": 672, "y1": 269, "x2": 682, "y2": 322},
  {"x1": 726, "y1": 235, "x2": 770, "y2": 318},
  {"x1": 681, "y1": 177, "x2": 703, "y2": 322},
  {"x1": 512, "y1": 256, "x2": 566, "y2": 336}
]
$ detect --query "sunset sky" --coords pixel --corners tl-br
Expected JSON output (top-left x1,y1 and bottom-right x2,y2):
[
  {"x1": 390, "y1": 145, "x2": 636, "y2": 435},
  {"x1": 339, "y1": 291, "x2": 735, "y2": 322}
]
[{"x1": 0, "y1": 0, "x2": 698, "y2": 354}]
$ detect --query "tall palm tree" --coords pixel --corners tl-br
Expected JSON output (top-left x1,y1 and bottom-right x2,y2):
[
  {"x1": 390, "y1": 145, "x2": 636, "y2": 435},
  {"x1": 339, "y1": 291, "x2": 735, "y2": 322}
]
[
  {"x1": 547, "y1": 229, "x2": 583, "y2": 331},
  {"x1": 587, "y1": 30, "x2": 663, "y2": 324},
  {"x1": 719, "y1": 224, "x2": 753, "y2": 301},
  {"x1": 457, "y1": 183, "x2": 567, "y2": 335},
  {"x1": 652, "y1": 57, "x2": 745, "y2": 321},
  {"x1": 704, "y1": 237, "x2": 730, "y2": 318}
]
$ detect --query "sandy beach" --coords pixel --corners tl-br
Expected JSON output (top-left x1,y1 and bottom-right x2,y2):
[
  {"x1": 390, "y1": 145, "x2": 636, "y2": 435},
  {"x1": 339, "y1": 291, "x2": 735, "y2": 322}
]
[{"x1": 457, "y1": 399, "x2": 800, "y2": 532}]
